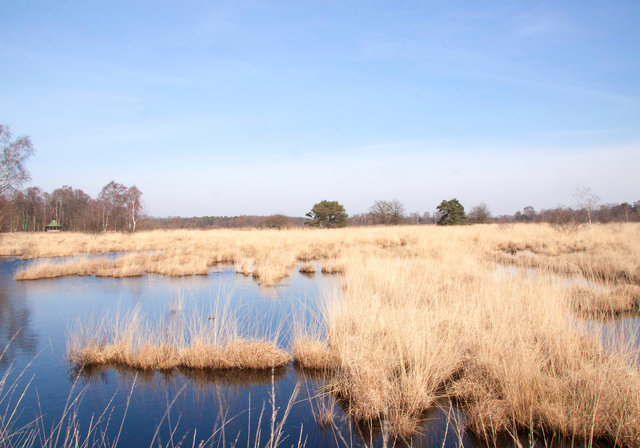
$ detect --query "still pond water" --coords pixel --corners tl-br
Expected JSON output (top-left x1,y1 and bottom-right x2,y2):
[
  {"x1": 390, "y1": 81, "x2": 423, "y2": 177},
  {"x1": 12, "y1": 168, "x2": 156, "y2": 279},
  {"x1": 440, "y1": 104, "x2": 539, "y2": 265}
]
[{"x1": 1, "y1": 256, "x2": 637, "y2": 447}]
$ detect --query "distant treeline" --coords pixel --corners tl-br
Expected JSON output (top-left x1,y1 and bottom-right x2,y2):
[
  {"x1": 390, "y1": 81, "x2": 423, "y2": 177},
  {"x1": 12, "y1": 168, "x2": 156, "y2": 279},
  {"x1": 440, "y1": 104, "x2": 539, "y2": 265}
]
[
  {"x1": 1, "y1": 183, "x2": 638, "y2": 233},
  {"x1": 494, "y1": 202, "x2": 640, "y2": 224},
  {"x1": 140, "y1": 215, "x2": 307, "y2": 230}
]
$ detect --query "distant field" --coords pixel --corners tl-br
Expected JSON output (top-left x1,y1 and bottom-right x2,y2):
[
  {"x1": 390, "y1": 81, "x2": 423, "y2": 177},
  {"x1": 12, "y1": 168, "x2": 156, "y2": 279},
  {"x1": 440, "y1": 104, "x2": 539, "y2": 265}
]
[{"x1": 3, "y1": 223, "x2": 640, "y2": 445}]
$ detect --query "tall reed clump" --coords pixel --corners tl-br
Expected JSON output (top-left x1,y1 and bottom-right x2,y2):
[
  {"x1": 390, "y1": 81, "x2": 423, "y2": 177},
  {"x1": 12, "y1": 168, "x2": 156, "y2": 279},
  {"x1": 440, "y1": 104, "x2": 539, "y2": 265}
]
[
  {"x1": 0, "y1": 355, "x2": 38, "y2": 447},
  {"x1": 321, "y1": 254, "x2": 472, "y2": 440},
  {"x1": 291, "y1": 291, "x2": 341, "y2": 373},
  {"x1": 293, "y1": 226, "x2": 640, "y2": 445},
  {"x1": 68, "y1": 299, "x2": 289, "y2": 372}
]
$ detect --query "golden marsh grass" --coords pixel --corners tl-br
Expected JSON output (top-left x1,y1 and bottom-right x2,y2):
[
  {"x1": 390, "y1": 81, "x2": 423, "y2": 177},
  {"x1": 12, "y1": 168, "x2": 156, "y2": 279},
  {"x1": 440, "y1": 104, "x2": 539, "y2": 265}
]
[
  {"x1": 5, "y1": 223, "x2": 640, "y2": 444},
  {"x1": 68, "y1": 301, "x2": 289, "y2": 372}
]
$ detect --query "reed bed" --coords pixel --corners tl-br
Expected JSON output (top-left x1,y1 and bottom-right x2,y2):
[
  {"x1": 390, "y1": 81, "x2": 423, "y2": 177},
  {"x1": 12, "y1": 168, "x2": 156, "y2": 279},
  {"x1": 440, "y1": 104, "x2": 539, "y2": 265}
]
[
  {"x1": 7, "y1": 224, "x2": 640, "y2": 287},
  {"x1": 7, "y1": 223, "x2": 640, "y2": 444},
  {"x1": 292, "y1": 224, "x2": 640, "y2": 445},
  {"x1": 292, "y1": 338, "x2": 339, "y2": 372},
  {"x1": 493, "y1": 223, "x2": 640, "y2": 285},
  {"x1": 7, "y1": 226, "x2": 423, "y2": 285},
  {"x1": 570, "y1": 285, "x2": 640, "y2": 318}
]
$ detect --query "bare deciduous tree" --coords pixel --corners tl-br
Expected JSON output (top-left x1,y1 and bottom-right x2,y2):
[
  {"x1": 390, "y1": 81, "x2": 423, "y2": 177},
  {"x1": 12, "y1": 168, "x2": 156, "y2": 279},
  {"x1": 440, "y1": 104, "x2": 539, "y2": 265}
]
[
  {"x1": 408, "y1": 212, "x2": 421, "y2": 224},
  {"x1": 262, "y1": 214, "x2": 289, "y2": 230},
  {"x1": 523, "y1": 206, "x2": 536, "y2": 222},
  {"x1": 574, "y1": 187, "x2": 600, "y2": 229},
  {"x1": 549, "y1": 207, "x2": 581, "y2": 235},
  {"x1": 468, "y1": 203, "x2": 491, "y2": 224},
  {"x1": 368, "y1": 199, "x2": 406, "y2": 225},
  {"x1": 0, "y1": 125, "x2": 35, "y2": 197}
]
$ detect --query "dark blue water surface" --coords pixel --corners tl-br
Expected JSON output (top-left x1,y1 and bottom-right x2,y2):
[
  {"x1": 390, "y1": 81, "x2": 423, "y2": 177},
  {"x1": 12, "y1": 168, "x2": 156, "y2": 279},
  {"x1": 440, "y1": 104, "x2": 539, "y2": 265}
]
[{"x1": 0, "y1": 256, "x2": 347, "y2": 447}]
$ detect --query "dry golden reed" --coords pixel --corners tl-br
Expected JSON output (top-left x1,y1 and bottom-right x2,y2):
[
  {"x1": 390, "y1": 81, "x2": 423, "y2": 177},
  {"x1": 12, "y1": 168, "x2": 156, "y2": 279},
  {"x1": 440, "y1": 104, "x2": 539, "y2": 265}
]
[
  {"x1": 571, "y1": 285, "x2": 640, "y2": 318},
  {"x1": 68, "y1": 302, "x2": 289, "y2": 372},
  {"x1": 293, "y1": 224, "x2": 640, "y2": 445},
  {"x1": 8, "y1": 223, "x2": 640, "y2": 444},
  {"x1": 8, "y1": 227, "x2": 416, "y2": 284},
  {"x1": 292, "y1": 338, "x2": 339, "y2": 371},
  {"x1": 298, "y1": 263, "x2": 316, "y2": 274}
]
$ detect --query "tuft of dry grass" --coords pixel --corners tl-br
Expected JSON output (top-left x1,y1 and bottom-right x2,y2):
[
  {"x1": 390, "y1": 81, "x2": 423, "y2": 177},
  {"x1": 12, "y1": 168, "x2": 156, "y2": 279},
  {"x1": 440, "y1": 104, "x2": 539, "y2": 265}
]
[
  {"x1": 570, "y1": 285, "x2": 640, "y2": 318},
  {"x1": 320, "y1": 264, "x2": 345, "y2": 274},
  {"x1": 234, "y1": 258, "x2": 254, "y2": 276},
  {"x1": 178, "y1": 341, "x2": 290, "y2": 370},
  {"x1": 298, "y1": 264, "x2": 316, "y2": 274},
  {"x1": 68, "y1": 300, "x2": 289, "y2": 372},
  {"x1": 292, "y1": 338, "x2": 339, "y2": 371},
  {"x1": 386, "y1": 409, "x2": 422, "y2": 441},
  {"x1": 493, "y1": 223, "x2": 640, "y2": 286}
]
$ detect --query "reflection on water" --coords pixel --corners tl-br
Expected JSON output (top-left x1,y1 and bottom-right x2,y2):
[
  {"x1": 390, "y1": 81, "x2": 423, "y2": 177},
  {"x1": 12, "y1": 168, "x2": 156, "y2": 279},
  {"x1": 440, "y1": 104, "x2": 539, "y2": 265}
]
[
  {"x1": 0, "y1": 258, "x2": 38, "y2": 365},
  {"x1": 74, "y1": 363, "x2": 289, "y2": 389}
]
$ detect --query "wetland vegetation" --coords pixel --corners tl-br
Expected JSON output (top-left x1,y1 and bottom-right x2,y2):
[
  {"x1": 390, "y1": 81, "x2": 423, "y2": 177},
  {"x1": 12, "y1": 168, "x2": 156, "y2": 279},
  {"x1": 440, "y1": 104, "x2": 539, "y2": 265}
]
[{"x1": 1, "y1": 223, "x2": 640, "y2": 446}]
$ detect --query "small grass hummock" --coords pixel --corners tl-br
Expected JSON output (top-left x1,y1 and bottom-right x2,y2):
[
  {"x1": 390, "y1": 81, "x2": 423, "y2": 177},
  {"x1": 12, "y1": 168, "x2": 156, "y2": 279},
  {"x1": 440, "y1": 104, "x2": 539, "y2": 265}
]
[
  {"x1": 570, "y1": 285, "x2": 640, "y2": 318},
  {"x1": 70, "y1": 340, "x2": 290, "y2": 371},
  {"x1": 292, "y1": 338, "x2": 339, "y2": 371},
  {"x1": 320, "y1": 264, "x2": 345, "y2": 275},
  {"x1": 298, "y1": 264, "x2": 316, "y2": 274},
  {"x1": 67, "y1": 301, "x2": 289, "y2": 373}
]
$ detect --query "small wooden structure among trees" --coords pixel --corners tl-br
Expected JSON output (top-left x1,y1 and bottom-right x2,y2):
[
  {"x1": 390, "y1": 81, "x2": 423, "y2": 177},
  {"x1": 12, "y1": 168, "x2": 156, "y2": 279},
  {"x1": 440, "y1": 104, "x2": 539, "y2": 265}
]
[{"x1": 44, "y1": 220, "x2": 62, "y2": 232}]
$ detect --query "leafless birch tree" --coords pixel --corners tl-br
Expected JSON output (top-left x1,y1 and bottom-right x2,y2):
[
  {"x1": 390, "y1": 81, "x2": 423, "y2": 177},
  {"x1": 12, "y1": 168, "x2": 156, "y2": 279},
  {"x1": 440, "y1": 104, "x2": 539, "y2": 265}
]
[
  {"x1": 0, "y1": 125, "x2": 35, "y2": 196},
  {"x1": 127, "y1": 186, "x2": 143, "y2": 232},
  {"x1": 574, "y1": 187, "x2": 600, "y2": 229}
]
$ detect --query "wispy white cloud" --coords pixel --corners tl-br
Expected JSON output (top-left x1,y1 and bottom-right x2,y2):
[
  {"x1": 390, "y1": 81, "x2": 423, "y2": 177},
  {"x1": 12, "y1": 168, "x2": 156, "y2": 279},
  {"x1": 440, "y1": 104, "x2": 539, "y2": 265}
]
[{"x1": 120, "y1": 140, "x2": 640, "y2": 217}]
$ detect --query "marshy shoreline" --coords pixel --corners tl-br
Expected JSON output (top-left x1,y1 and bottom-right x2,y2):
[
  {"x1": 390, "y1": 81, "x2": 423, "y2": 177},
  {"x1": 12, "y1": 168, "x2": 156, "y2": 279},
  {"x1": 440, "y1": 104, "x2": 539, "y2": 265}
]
[{"x1": 2, "y1": 223, "x2": 640, "y2": 446}]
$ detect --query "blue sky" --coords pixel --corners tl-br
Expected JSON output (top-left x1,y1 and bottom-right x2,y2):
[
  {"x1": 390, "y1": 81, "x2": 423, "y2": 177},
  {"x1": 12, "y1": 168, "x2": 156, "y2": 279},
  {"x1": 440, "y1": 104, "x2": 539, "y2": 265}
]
[{"x1": 1, "y1": 1, "x2": 638, "y2": 217}]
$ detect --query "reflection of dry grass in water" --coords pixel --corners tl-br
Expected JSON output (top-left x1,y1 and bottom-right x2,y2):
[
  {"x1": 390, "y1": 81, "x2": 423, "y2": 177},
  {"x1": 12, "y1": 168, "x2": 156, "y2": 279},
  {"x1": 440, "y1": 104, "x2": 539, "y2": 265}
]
[
  {"x1": 4, "y1": 349, "x2": 302, "y2": 448},
  {"x1": 74, "y1": 362, "x2": 288, "y2": 389},
  {"x1": 68, "y1": 302, "x2": 289, "y2": 372},
  {"x1": 306, "y1": 381, "x2": 338, "y2": 430}
]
